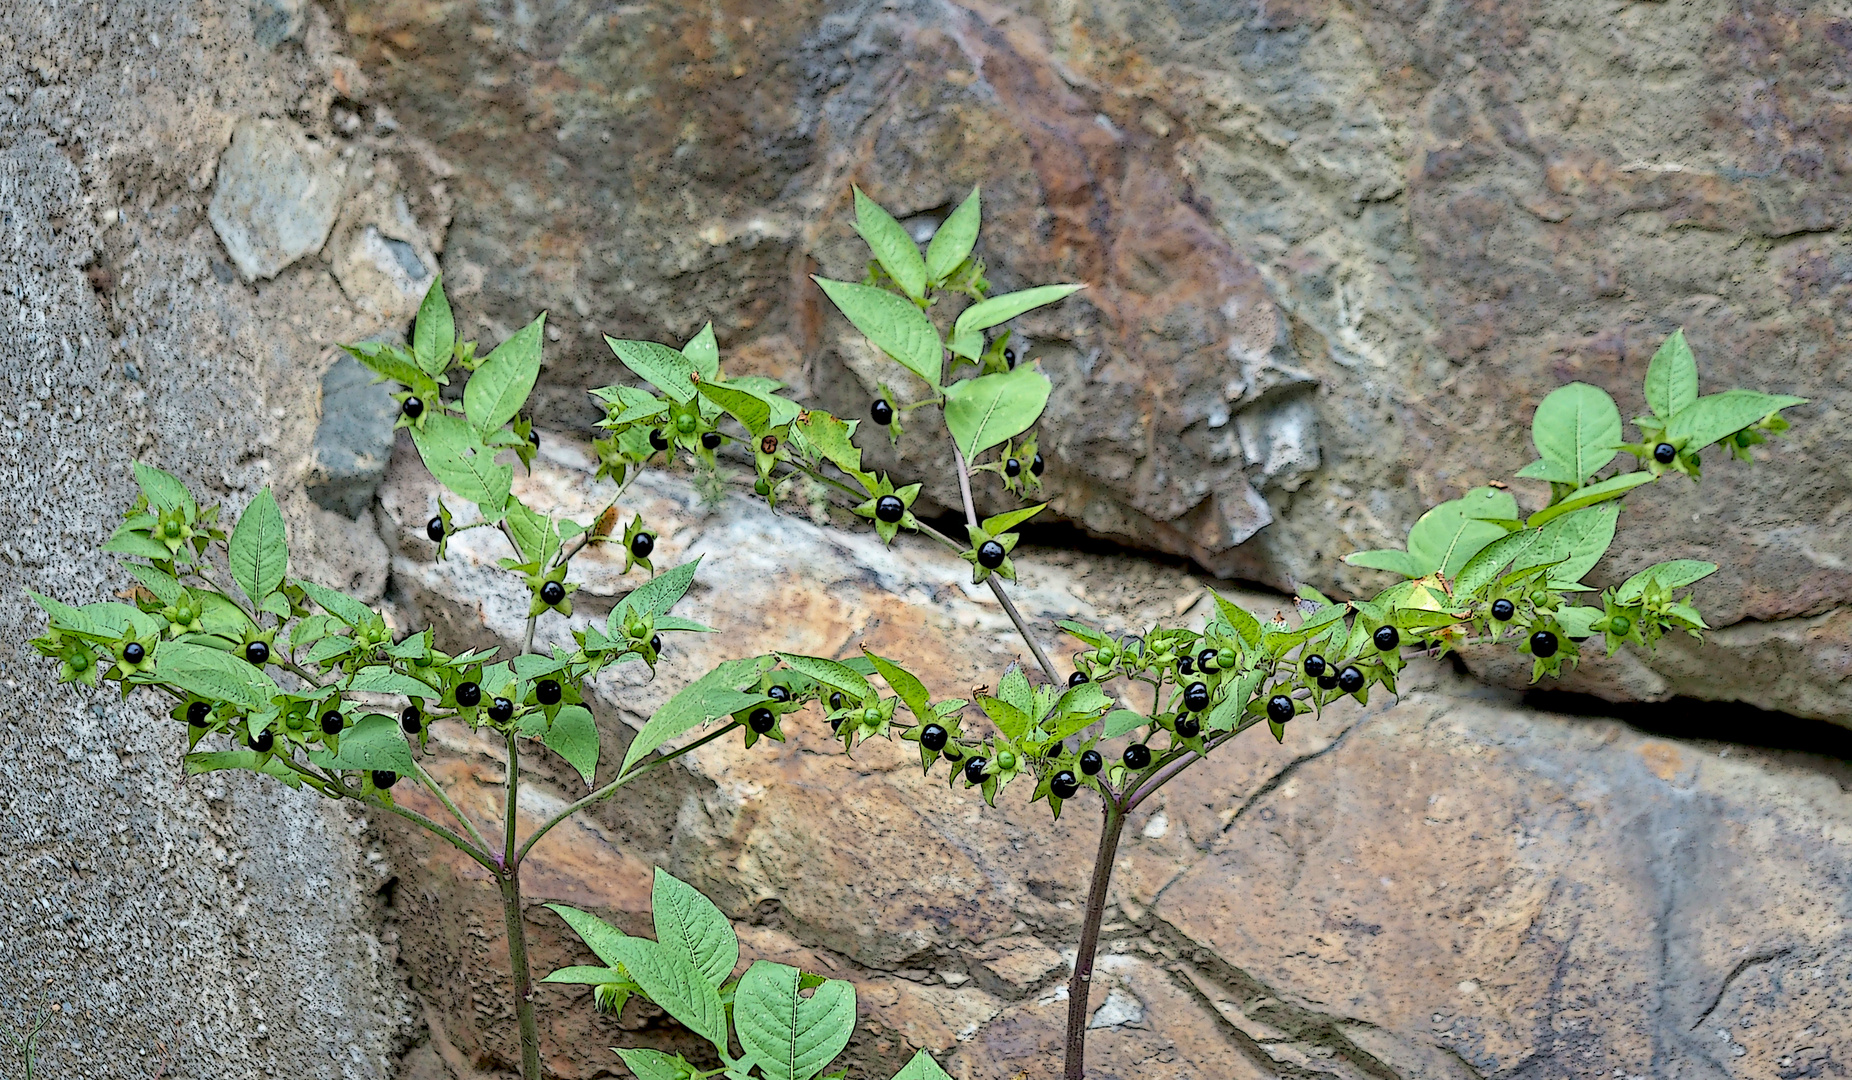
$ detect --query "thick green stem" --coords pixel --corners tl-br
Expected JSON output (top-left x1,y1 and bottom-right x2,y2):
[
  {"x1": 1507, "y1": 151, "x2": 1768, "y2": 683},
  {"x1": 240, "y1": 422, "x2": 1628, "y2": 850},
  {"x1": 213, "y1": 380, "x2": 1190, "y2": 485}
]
[
  {"x1": 499, "y1": 870, "x2": 543, "y2": 1080},
  {"x1": 1064, "y1": 799, "x2": 1126, "y2": 1080}
]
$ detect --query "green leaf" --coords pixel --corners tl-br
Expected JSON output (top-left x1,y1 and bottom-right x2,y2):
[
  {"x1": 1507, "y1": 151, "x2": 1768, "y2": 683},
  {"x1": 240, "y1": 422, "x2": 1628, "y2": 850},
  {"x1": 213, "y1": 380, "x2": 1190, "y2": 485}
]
[
  {"x1": 1514, "y1": 458, "x2": 1580, "y2": 484},
  {"x1": 1344, "y1": 548, "x2": 1434, "y2": 578},
  {"x1": 30, "y1": 591, "x2": 101, "y2": 636},
  {"x1": 544, "y1": 705, "x2": 601, "y2": 786},
  {"x1": 1056, "y1": 620, "x2": 1109, "y2": 648},
  {"x1": 608, "y1": 338, "x2": 700, "y2": 404},
  {"x1": 794, "y1": 412, "x2": 864, "y2": 477},
  {"x1": 465, "y1": 315, "x2": 544, "y2": 436},
  {"x1": 103, "y1": 526, "x2": 174, "y2": 561},
  {"x1": 865, "y1": 651, "x2": 934, "y2": 726},
  {"x1": 812, "y1": 277, "x2": 943, "y2": 389},
  {"x1": 942, "y1": 366, "x2": 1051, "y2": 460},
  {"x1": 133, "y1": 462, "x2": 194, "y2": 512},
  {"x1": 602, "y1": 937, "x2": 730, "y2": 1049},
  {"x1": 1531, "y1": 382, "x2": 1622, "y2": 484},
  {"x1": 652, "y1": 869, "x2": 740, "y2": 988},
  {"x1": 1643, "y1": 329, "x2": 1697, "y2": 420},
  {"x1": 947, "y1": 326, "x2": 984, "y2": 362},
  {"x1": 621, "y1": 656, "x2": 776, "y2": 775},
  {"x1": 1616, "y1": 559, "x2": 1719, "y2": 603},
  {"x1": 1527, "y1": 471, "x2": 1656, "y2": 527},
  {"x1": 925, "y1": 187, "x2": 980, "y2": 284},
  {"x1": 1555, "y1": 605, "x2": 1604, "y2": 638},
  {"x1": 505, "y1": 501, "x2": 560, "y2": 569},
  {"x1": 344, "y1": 341, "x2": 439, "y2": 399},
  {"x1": 345, "y1": 667, "x2": 441, "y2": 698},
  {"x1": 980, "y1": 503, "x2": 1046, "y2": 537},
  {"x1": 122, "y1": 562, "x2": 182, "y2": 604},
  {"x1": 996, "y1": 667, "x2": 1033, "y2": 716},
  {"x1": 979, "y1": 696, "x2": 1033, "y2": 741},
  {"x1": 1103, "y1": 708, "x2": 1146, "y2": 738},
  {"x1": 228, "y1": 488, "x2": 288, "y2": 608},
  {"x1": 545, "y1": 903, "x2": 630, "y2": 968},
  {"x1": 1207, "y1": 670, "x2": 1264, "y2": 732},
  {"x1": 539, "y1": 965, "x2": 624, "y2": 986},
  {"x1": 296, "y1": 578, "x2": 378, "y2": 630},
  {"x1": 612, "y1": 559, "x2": 703, "y2": 625},
  {"x1": 306, "y1": 712, "x2": 414, "y2": 774},
  {"x1": 184, "y1": 751, "x2": 270, "y2": 778},
  {"x1": 853, "y1": 187, "x2": 927, "y2": 299},
  {"x1": 1532, "y1": 503, "x2": 1620, "y2": 586},
  {"x1": 614, "y1": 1049, "x2": 691, "y2": 1080},
  {"x1": 700, "y1": 381, "x2": 798, "y2": 435},
  {"x1": 776, "y1": 654, "x2": 873, "y2": 700},
  {"x1": 735, "y1": 961, "x2": 857, "y2": 1080},
  {"x1": 154, "y1": 641, "x2": 279, "y2": 709},
  {"x1": 1453, "y1": 529, "x2": 1541, "y2": 595},
  {"x1": 1668, "y1": 389, "x2": 1808, "y2": 449},
  {"x1": 683, "y1": 323, "x2": 721, "y2": 381},
  {"x1": 1407, "y1": 487, "x2": 1520, "y2": 577},
  {"x1": 410, "y1": 413, "x2": 514, "y2": 523},
  {"x1": 891, "y1": 1049, "x2": 955, "y2": 1080},
  {"x1": 413, "y1": 275, "x2": 456, "y2": 375},
  {"x1": 953, "y1": 284, "x2": 1084, "y2": 336},
  {"x1": 1212, "y1": 593, "x2": 1263, "y2": 646}
]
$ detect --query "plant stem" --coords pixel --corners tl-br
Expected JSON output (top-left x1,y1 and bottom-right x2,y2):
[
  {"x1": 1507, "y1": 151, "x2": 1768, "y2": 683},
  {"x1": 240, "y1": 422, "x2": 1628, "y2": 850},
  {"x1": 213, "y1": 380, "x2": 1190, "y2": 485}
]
[
  {"x1": 947, "y1": 444, "x2": 1061, "y2": 684},
  {"x1": 410, "y1": 754, "x2": 493, "y2": 854},
  {"x1": 499, "y1": 869, "x2": 543, "y2": 1080},
  {"x1": 1064, "y1": 800, "x2": 1126, "y2": 1080}
]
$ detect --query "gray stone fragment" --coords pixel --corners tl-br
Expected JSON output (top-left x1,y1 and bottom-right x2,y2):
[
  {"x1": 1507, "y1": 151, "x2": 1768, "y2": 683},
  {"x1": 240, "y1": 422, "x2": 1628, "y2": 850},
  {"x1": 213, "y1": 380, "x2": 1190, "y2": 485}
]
[
  {"x1": 306, "y1": 355, "x2": 399, "y2": 517},
  {"x1": 249, "y1": 0, "x2": 305, "y2": 48},
  {"x1": 208, "y1": 118, "x2": 346, "y2": 280}
]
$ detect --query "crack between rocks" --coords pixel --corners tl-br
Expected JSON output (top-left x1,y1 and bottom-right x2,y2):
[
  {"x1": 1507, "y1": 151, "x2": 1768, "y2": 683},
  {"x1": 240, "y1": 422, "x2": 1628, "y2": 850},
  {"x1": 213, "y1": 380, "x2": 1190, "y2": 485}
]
[
  {"x1": 1688, "y1": 947, "x2": 1793, "y2": 1033},
  {"x1": 1217, "y1": 717, "x2": 1368, "y2": 836}
]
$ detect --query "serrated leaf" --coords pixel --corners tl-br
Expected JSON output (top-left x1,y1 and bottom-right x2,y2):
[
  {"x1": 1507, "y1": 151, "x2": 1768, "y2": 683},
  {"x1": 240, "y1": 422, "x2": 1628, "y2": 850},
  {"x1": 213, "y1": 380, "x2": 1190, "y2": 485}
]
[
  {"x1": 1644, "y1": 328, "x2": 1698, "y2": 420},
  {"x1": 154, "y1": 641, "x2": 278, "y2": 709},
  {"x1": 603, "y1": 937, "x2": 730, "y2": 1049},
  {"x1": 621, "y1": 656, "x2": 777, "y2": 775},
  {"x1": 465, "y1": 315, "x2": 544, "y2": 436},
  {"x1": 228, "y1": 488, "x2": 288, "y2": 608},
  {"x1": 865, "y1": 651, "x2": 934, "y2": 726},
  {"x1": 652, "y1": 869, "x2": 739, "y2": 988},
  {"x1": 813, "y1": 277, "x2": 943, "y2": 389},
  {"x1": 1667, "y1": 389, "x2": 1808, "y2": 449},
  {"x1": 1527, "y1": 471, "x2": 1656, "y2": 527},
  {"x1": 953, "y1": 284, "x2": 1084, "y2": 335},
  {"x1": 306, "y1": 712, "x2": 413, "y2": 774},
  {"x1": 413, "y1": 275, "x2": 455, "y2": 375},
  {"x1": 683, "y1": 323, "x2": 720, "y2": 381},
  {"x1": 1616, "y1": 559, "x2": 1719, "y2": 603},
  {"x1": 608, "y1": 338, "x2": 700, "y2": 403},
  {"x1": 943, "y1": 366, "x2": 1050, "y2": 460},
  {"x1": 410, "y1": 413, "x2": 514, "y2": 523},
  {"x1": 854, "y1": 187, "x2": 927, "y2": 299},
  {"x1": 133, "y1": 462, "x2": 193, "y2": 512},
  {"x1": 735, "y1": 961, "x2": 857, "y2": 1080},
  {"x1": 544, "y1": 704, "x2": 601, "y2": 786},
  {"x1": 545, "y1": 903, "x2": 631, "y2": 968},
  {"x1": 776, "y1": 654, "x2": 872, "y2": 700},
  {"x1": 925, "y1": 188, "x2": 980, "y2": 284},
  {"x1": 1532, "y1": 382, "x2": 1622, "y2": 484}
]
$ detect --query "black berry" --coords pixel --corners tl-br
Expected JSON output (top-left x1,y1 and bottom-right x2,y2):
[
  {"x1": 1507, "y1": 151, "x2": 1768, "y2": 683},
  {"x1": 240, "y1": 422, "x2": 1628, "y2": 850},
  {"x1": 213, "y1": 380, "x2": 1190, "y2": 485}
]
[
  {"x1": 321, "y1": 710, "x2": 344, "y2": 735},
  {"x1": 426, "y1": 516, "x2": 445, "y2": 542},
  {"x1": 536, "y1": 679, "x2": 562, "y2": 706},
  {"x1": 1051, "y1": 771, "x2": 1079, "y2": 799},
  {"x1": 1175, "y1": 715, "x2": 1201, "y2": 738},
  {"x1": 401, "y1": 706, "x2": 422, "y2": 733},
  {"x1": 829, "y1": 692, "x2": 845, "y2": 711},
  {"x1": 488, "y1": 697, "x2": 514, "y2": 723},
  {"x1": 630, "y1": 533, "x2": 655, "y2": 558},
  {"x1": 977, "y1": 540, "x2": 1006, "y2": 569},
  {"x1": 649, "y1": 429, "x2": 670, "y2": 451},
  {"x1": 1177, "y1": 654, "x2": 1193, "y2": 675},
  {"x1": 455, "y1": 681, "x2": 481, "y2": 707},
  {"x1": 1317, "y1": 674, "x2": 1339, "y2": 690},
  {"x1": 964, "y1": 757, "x2": 989, "y2": 784},
  {"x1": 1267, "y1": 695, "x2": 1295, "y2": 724},
  {"x1": 1080, "y1": 749, "x2": 1104, "y2": 775},
  {"x1": 1122, "y1": 743, "x2": 1152, "y2": 770},
  {"x1": 1068, "y1": 671, "x2": 1089, "y2": 686},
  {"x1": 921, "y1": 724, "x2": 948, "y2": 751},
  {"x1": 245, "y1": 640, "x2": 269, "y2": 666},
  {"x1": 1303, "y1": 654, "x2": 1326, "y2": 677},
  {"x1": 1653, "y1": 442, "x2": 1677, "y2": 464},
  {"x1": 1005, "y1": 458, "x2": 1021, "y2": 477},
  {"x1": 1045, "y1": 740, "x2": 1065, "y2": 759},
  {"x1": 401, "y1": 396, "x2": 423, "y2": 420},
  {"x1": 767, "y1": 685, "x2": 791, "y2": 703},
  {"x1": 748, "y1": 707, "x2": 776, "y2": 734},
  {"x1": 830, "y1": 717, "x2": 844, "y2": 732},
  {"x1": 1197, "y1": 648, "x2": 1218, "y2": 673},
  {"x1": 371, "y1": 769, "x2": 398, "y2": 789},
  {"x1": 1337, "y1": 666, "x2": 1365, "y2": 694},
  {"x1": 1030, "y1": 453, "x2": 1044, "y2": 476},
  {"x1": 649, "y1": 635, "x2": 662, "y2": 654},
  {"x1": 875, "y1": 495, "x2": 905, "y2": 523},
  {"x1": 540, "y1": 580, "x2": 566, "y2": 605},
  {"x1": 122, "y1": 642, "x2": 145, "y2": 664},
  {"x1": 187, "y1": 701, "x2": 211, "y2": 726},
  {"x1": 248, "y1": 729, "x2": 274, "y2": 753},
  {"x1": 1002, "y1": 347, "x2": 1016, "y2": 369},
  {"x1": 1491, "y1": 598, "x2": 1516, "y2": 621},
  {"x1": 528, "y1": 429, "x2": 540, "y2": 448},
  {"x1": 871, "y1": 399, "x2": 894, "y2": 426},
  {"x1": 1182, "y1": 682, "x2": 1210, "y2": 712},
  {"x1": 1530, "y1": 630, "x2": 1560, "y2": 658},
  {"x1": 701, "y1": 431, "x2": 722, "y2": 450},
  {"x1": 942, "y1": 745, "x2": 963, "y2": 762},
  {"x1": 1373, "y1": 625, "x2": 1400, "y2": 652}
]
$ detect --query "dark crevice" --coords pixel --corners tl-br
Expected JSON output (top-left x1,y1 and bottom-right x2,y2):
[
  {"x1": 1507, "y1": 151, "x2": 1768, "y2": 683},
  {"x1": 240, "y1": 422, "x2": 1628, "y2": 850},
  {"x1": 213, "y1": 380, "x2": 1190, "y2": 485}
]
[
  {"x1": 1523, "y1": 690, "x2": 1852, "y2": 763},
  {"x1": 1217, "y1": 719, "x2": 1367, "y2": 835},
  {"x1": 1689, "y1": 947, "x2": 1793, "y2": 1032}
]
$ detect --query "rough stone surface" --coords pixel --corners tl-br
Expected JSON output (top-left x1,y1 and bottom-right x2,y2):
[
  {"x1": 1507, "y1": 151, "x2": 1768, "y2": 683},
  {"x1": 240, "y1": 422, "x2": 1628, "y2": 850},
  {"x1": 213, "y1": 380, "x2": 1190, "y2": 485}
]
[
  {"x1": 373, "y1": 443, "x2": 1852, "y2": 1079},
  {"x1": 309, "y1": 354, "x2": 404, "y2": 517},
  {"x1": 208, "y1": 117, "x2": 348, "y2": 281}
]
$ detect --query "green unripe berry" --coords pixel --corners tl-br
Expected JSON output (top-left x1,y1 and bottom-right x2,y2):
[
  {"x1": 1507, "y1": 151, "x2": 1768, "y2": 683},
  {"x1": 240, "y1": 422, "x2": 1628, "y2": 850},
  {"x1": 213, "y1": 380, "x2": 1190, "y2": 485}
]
[
  {"x1": 675, "y1": 414, "x2": 697, "y2": 435},
  {"x1": 1095, "y1": 646, "x2": 1116, "y2": 664},
  {"x1": 164, "y1": 521, "x2": 183, "y2": 539},
  {"x1": 68, "y1": 651, "x2": 89, "y2": 671},
  {"x1": 995, "y1": 750, "x2": 1018, "y2": 771},
  {"x1": 862, "y1": 707, "x2": 880, "y2": 725},
  {"x1": 1609, "y1": 615, "x2": 1632, "y2": 636},
  {"x1": 1215, "y1": 648, "x2": 1236, "y2": 670}
]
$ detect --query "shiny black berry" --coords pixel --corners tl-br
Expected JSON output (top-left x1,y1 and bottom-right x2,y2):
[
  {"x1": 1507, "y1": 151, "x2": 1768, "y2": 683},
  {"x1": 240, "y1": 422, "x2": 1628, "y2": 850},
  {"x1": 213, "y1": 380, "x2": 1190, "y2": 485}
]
[
  {"x1": 321, "y1": 710, "x2": 344, "y2": 735},
  {"x1": 1068, "y1": 671, "x2": 1089, "y2": 687},
  {"x1": 1530, "y1": 630, "x2": 1560, "y2": 658},
  {"x1": 1303, "y1": 654, "x2": 1326, "y2": 677},
  {"x1": 649, "y1": 635, "x2": 662, "y2": 654},
  {"x1": 1182, "y1": 681, "x2": 1210, "y2": 712},
  {"x1": 401, "y1": 396, "x2": 424, "y2": 420},
  {"x1": 536, "y1": 679, "x2": 562, "y2": 706},
  {"x1": 488, "y1": 697, "x2": 514, "y2": 723},
  {"x1": 1080, "y1": 749, "x2": 1104, "y2": 775},
  {"x1": 426, "y1": 516, "x2": 445, "y2": 541},
  {"x1": 748, "y1": 707, "x2": 776, "y2": 733},
  {"x1": 871, "y1": 399, "x2": 894, "y2": 426},
  {"x1": 1491, "y1": 598, "x2": 1516, "y2": 621},
  {"x1": 245, "y1": 640, "x2": 269, "y2": 666},
  {"x1": 1267, "y1": 695, "x2": 1295, "y2": 724},
  {"x1": 1051, "y1": 771, "x2": 1079, "y2": 799},
  {"x1": 248, "y1": 729, "x2": 274, "y2": 753},
  {"x1": 372, "y1": 769, "x2": 398, "y2": 789},
  {"x1": 528, "y1": 429, "x2": 540, "y2": 448},
  {"x1": 1031, "y1": 454, "x2": 1044, "y2": 476},
  {"x1": 1337, "y1": 666, "x2": 1365, "y2": 694},
  {"x1": 1045, "y1": 740, "x2": 1065, "y2": 759},
  {"x1": 964, "y1": 757, "x2": 989, "y2": 784},
  {"x1": 1177, "y1": 654, "x2": 1193, "y2": 675},
  {"x1": 700, "y1": 431, "x2": 722, "y2": 450},
  {"x1": 401, "y1": 706, "x2": 422, "y2": 734},
  {"x1": 767, "y1": 685, "x2": 791, "y2": 703},
  {"x1": 1653, "y1": 442, "x2": 1677, "y2": 464},
  {"x1": 187, "y1": 701, "x2": 211, "y2": 726},
  {"x1": 1197, "y1": 648, "x2": 1218, "y2": 673},
  {"x1": 1122, "y1": 743, "x2": 1152, "y2": 770},
  {"x1": 875, "y1": 495, "x2": 905, "y2": 523},
  {"x1": 1005, "y1": 458, "x2": 1021, "y2": 477},
  {"x1": 540, "y1": 580, "x2": 566, "y2": 605},
  {"x1": 649, "y1": 429, "x2": 670, "y2": 452},
  {"x1": 1002, "y1": 347, "x2": 1017, "y2": 369},
  {"x1": 977, "y1": 540, "x2": 1006, "y2": 569},
  {"x1": 1317, "y1": 674, "x2": 1339, "y2": 690},
  {"x1": 122, "y1": 641, "x2": 145, "y2": 664},
  {"x1": 921, "y1": 724, "x2": 948, "y2": 751},
  {"x1": 455, "y1": 681, "x2": 481, "y2": 707},
  {"x1": 829, "y1": 691, "x2": 845, "y2": 711},
  {"x1": 1175, "y1": 715, "x2": 1201, "y2": 739},
  {"x1": 1373, "y1": 625, "x2": 1400, "y2": 652},
  {"x1": 630, "y1": 532, "x2": 655, "y2": 559}
]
